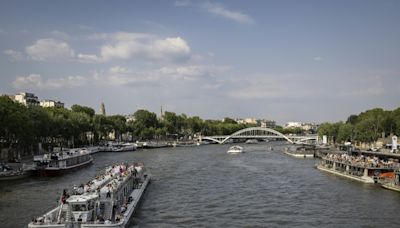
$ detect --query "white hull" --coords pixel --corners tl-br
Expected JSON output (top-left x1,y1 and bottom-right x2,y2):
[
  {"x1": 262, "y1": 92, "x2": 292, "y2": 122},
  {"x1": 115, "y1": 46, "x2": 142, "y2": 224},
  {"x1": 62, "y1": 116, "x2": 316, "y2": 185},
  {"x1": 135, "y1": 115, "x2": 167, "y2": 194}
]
[
  {"x1": 82, "y1": 177, "x2": 150, "y2": 228},
  {"x1": 316, "y1": 165, "x2": 375, "y2": 183},
  {"x1": 29, "y1": 165, "x2": 150, "y2": 228},
  {"x1": 227, "y1": 146, "x2": 244, "y2": 154},
  {"x1": 283, "y1": 151, "x2": 314, "y2": 158}
]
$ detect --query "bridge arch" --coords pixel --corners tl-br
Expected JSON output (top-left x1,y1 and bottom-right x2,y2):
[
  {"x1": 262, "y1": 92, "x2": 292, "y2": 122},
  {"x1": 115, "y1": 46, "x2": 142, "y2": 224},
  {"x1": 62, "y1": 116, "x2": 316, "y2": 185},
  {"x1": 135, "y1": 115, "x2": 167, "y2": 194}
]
[
  {"x1": 221, "y1": 127, "x2": 293, "y2": 144},
  {"x1": 201, "y1": 136, "x2": 225, "y2": 144}
]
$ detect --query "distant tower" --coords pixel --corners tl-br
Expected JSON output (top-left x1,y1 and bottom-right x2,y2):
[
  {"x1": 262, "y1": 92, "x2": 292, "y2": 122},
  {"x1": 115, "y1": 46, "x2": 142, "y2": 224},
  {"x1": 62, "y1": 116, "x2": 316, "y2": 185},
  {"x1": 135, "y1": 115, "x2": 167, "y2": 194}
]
[
  {"x1": 100, "y1": 102, "x2": 106, "y2": 115},
  {"x1": 160, "y1": 106, "x2": 164, "y2": 120}
]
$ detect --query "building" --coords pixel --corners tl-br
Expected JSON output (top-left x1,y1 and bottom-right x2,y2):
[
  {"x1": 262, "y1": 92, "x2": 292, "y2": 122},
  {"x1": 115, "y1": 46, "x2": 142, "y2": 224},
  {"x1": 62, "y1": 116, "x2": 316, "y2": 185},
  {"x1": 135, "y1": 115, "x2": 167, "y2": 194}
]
[
  {"x1": 235, "y1": 118, "x2": 257, "y2": 124},
  {"x1": 40, "y1": 100, "x2": 64, "y2": 108},
  {"x1": 100, "y1": 102, "x2": 106, "y2": 115},
  {"x1": 126, "y1": 114, "x2": 135, "y2": 123},
  {"x1": 285, "y1": 122, "x2": 303, "y2": 128},
  {"x1": 259, "y1": 120, "x2": 276, "y2": 128},
  {"x1": 284, "y1": 121, "x2": 319, "y2": 132},
  {"x1": 235, "y1": 118, "x2": 276, "y2": 128},
  {"x1": 14, "y1": 92, "x2": 39, "y2": 106}
]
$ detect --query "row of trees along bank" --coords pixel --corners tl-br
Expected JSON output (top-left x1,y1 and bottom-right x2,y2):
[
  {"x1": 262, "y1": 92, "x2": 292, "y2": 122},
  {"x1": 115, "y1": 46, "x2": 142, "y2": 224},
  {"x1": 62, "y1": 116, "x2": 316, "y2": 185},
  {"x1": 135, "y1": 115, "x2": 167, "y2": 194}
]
[
  {"x1": 317, "y1": 108, "x2": 400, "y2": 144},
  {"x1": 1, "y1": 95, "x2": 262, "y2": 158}
]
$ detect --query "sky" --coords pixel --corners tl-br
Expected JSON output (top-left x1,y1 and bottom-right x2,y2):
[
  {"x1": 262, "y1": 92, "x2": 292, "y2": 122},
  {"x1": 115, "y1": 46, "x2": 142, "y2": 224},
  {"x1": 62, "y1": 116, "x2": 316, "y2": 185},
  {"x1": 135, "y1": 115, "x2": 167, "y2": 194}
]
[{"x1": 0, "y1": 0, "x2": 399, "y2": 124}]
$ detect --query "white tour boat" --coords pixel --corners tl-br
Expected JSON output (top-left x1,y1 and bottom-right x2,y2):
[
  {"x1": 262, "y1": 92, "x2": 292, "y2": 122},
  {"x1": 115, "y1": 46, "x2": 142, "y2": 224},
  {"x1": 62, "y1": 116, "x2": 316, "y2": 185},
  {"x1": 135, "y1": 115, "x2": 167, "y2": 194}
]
[
  {"x1": 33, "y1": 149, "x2": 93, "y2": 176},
  {"x1": 111, "y1": 143, "x2": 137, "y2": 152},
  {"x1": 29, "y1": 162, "x2": 151, "y2": 228},
  {"x1": 227, "y1": 146, "x2": 244, "y2": 154}
]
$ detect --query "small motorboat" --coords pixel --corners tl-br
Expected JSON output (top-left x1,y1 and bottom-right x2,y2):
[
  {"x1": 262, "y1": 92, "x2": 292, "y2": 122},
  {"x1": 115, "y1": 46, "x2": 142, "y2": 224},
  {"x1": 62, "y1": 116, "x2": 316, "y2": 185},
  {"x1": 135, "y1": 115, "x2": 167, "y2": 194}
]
[{"x1": 227, "y1": 146, "x2": 244, "y2": 154}]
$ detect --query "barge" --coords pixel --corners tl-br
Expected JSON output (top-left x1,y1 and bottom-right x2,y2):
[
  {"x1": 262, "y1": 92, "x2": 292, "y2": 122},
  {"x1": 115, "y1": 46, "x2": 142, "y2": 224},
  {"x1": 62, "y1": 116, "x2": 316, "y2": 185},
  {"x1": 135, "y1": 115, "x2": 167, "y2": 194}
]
[
  {"x1": 29, "y1": 162, "x2": 150, "y2": 228},
  {"x1": 316, "y1": 154, "x2": 397, "y2": 183},
  {"x1": 284, "y1": 146, "x2": 315, "y2": 158},
  {"x1": 33, "y1": 149, "x2": 93, "y2": 175}
]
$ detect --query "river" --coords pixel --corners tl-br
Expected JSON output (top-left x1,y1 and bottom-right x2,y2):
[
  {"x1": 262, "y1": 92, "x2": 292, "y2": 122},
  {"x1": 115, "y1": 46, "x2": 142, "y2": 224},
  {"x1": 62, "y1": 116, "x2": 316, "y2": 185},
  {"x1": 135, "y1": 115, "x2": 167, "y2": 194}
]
[{"x1": 1, "y1": 142, "x2": 400, "y2": 227}]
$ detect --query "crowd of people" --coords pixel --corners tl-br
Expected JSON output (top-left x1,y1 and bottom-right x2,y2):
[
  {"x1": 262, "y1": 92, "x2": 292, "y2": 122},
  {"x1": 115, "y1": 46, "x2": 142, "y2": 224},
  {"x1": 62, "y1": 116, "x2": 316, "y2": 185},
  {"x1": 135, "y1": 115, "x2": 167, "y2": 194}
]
[{"x1": 324, "y1": 153, "x2": 399, "y2": 169}]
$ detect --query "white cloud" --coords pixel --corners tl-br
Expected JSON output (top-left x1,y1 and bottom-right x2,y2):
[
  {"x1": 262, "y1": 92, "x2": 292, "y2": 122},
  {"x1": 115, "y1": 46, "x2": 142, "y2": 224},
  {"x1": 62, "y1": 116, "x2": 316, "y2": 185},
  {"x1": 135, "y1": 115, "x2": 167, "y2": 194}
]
[
  {"x1": 159, "y1": 65, "x2": 229, "y2": 80},
  {"x1": 77, "y1": 53, "x2": 102, "y2": 63},
  {"x1": 3, "y1": 49, "x2": 25, "y2": 61},
  {"x1": 26, "y1": 38, "x2": 75, "y2": 61},
  {"x1": 12, "y1": 74, "x2": 87, "y2": 89},
  {"x1": 202, "y1": 2, "x2": 254, "y2": 24},
  {"x1": 87, "y1": 32, "x2": 152, "y2": 41},
  {"x1": 109, "y1": 66, "x2": 129, "y2": 74},
  {"x1": 95, "y1": 64, "x2": 229, "y2": 88},
  {"x1": 80, "y1": 32, "x2": 191, "y2": 63}
]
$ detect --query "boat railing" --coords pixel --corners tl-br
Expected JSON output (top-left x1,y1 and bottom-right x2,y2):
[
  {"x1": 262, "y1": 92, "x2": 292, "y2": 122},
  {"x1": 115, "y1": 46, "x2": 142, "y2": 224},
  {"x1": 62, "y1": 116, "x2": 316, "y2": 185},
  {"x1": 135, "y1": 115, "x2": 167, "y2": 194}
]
[{"x1": 323, "y1": 157, "x2": 399, "y2": 169}]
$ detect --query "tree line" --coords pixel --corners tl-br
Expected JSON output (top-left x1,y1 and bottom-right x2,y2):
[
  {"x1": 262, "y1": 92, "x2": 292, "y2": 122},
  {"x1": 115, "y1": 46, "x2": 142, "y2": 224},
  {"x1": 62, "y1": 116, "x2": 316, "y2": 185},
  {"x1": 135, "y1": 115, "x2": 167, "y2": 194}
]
[
  {"x1": 317, "y1": 108, "x2": 400, "y2": 144},
  {"x1": 0, "y1": 95, "x2": 257, "y2": 155}
]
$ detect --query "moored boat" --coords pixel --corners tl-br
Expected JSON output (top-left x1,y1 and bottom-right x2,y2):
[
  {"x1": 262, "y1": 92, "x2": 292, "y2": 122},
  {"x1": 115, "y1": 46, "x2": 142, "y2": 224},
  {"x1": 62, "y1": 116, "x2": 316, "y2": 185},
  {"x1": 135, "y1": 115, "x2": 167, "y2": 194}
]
[
  {"x1": 227, "y1": 146, "x2": 244, "y2": 154},
  {"x1": 381, "y1": 169, "x2": 400, "y2": 192},
  {"x1": 0, "y1": 162, "x2": 35, "y2": 181},
  {"x1": 284, "y1": 146, "x2": 315, "y2": 158},
  {"x1": 33, "y1": 149, "x2": 93, "y2": 175},
  {"x1": 111, "y1": 143, "x2": 137, "y2": 152},
  {"x1": 316, "y1": 153, "x2": 398, "y2": 183},
  {"x1": 142, "y1": 141, "x2": 169, "y2": 149},
  {"x1": 245, "y1": 139, "x2": 258, "y2": 144},
  {"x1": 28, "y1": 162, "x2": 151, "y2": 228}
]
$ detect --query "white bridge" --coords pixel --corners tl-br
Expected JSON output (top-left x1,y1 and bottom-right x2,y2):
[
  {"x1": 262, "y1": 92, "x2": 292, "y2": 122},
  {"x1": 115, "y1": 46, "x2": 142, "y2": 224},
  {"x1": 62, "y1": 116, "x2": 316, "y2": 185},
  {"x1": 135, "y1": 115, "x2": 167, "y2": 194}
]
[{"x1": 200, "y1": 127, "x2": 318, "y2": 144}]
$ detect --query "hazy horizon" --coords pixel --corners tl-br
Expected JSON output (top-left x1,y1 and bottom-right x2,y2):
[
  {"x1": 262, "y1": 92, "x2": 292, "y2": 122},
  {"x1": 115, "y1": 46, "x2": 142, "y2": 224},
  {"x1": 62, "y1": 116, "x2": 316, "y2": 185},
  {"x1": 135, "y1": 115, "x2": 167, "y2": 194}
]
[{"x1": 1, "y1": 0, "x2": 399, "y2": 125}]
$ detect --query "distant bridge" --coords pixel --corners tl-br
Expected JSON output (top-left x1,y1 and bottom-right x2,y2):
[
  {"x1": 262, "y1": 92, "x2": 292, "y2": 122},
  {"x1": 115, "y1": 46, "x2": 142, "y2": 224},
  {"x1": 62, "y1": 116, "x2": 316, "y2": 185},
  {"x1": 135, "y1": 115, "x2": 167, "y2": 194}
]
[{"x1": 200, "y1": 127, "x2": 318, "y2": 144}]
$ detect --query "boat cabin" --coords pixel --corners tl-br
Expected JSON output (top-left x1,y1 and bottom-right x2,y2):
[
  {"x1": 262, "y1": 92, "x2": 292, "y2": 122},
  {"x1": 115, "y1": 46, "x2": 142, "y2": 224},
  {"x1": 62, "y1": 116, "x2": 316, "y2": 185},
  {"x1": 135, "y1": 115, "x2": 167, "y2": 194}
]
[{"x1": 66, "y1": 194, "x2": 98, "y2": 222}]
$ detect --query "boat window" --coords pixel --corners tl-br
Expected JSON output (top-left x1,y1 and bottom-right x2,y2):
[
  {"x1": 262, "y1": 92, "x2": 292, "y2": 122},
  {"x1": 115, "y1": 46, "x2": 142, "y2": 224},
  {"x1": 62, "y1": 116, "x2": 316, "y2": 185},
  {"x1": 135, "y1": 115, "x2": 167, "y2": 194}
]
[
  {"x1": 72, "y1": 204, "x2": 87, "y2": 211},
  {"x1": 88, "y1": 201, "x2": 95, "y2": 210}
]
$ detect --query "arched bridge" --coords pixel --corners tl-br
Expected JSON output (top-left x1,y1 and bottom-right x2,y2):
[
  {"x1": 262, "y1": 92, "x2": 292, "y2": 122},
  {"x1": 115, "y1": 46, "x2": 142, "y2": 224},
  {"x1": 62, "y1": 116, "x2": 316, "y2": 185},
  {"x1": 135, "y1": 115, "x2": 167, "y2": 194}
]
[{"x1": 200, "y1": 127, "x2": 318, "y2": 144}]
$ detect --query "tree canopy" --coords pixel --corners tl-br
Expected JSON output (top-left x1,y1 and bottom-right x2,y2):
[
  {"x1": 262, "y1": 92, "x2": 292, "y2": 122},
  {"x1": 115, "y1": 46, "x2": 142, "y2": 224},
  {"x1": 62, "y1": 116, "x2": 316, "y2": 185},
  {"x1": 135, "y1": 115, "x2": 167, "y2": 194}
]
[{"x1": 318, "y1": 107, "x2": 400, "y2": 143}]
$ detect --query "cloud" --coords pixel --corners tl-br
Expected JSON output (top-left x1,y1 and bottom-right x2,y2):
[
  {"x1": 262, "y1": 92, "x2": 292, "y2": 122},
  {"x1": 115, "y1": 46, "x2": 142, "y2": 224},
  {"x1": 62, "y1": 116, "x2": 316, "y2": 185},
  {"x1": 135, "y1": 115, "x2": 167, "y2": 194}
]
[
  {"x1": 12, "y1": 74, "x2": 87, "y2": 89},
  {"x1": 26, "y1": 38, "x2": 75, "y2": 61},
  {"x1": 3, "y1": 49, "x2": 25, "y2": 61},
  {"x1": 95, "y1": 64, "x2": 229, "y2": 89},
  {"x1": 174, "y1": 0, "x2": 191, "y2": 7},
  {"x1": 77, "y1": 53, "x2": 102, "y2": 63},
  {"x1": 225, "y1": 74, "x2": 319, "y2": 99},
  {"x1": 202, "y1": 2, "x2": 254, "y2": 24},
  {"x1": 159, "y1": 65, "x2": 229, "y2": 81},
  {"x1": 109, "y1": 66, "x2": 129, "y2": 74},
  {"x1": 79, "y1": 32, "x2": 191, "y2": 63}
]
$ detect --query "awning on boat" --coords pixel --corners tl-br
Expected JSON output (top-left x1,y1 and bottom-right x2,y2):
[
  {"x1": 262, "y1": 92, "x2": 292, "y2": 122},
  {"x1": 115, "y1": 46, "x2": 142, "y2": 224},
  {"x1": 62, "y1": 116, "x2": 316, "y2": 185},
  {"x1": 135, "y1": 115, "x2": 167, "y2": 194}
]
[{"x1": 380, "y1": 172, "x2": 395, "y2": 179}]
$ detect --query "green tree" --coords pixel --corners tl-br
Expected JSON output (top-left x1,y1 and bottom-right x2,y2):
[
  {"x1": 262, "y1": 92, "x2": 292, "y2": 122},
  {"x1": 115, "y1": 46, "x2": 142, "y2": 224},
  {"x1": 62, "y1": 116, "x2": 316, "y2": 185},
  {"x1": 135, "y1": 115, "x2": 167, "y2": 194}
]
[
  {"x1": 71, "y1": 104, "x2": 95, "y2": 117},
  {"x1": 337, "y1": 123, "x2": 354, "y2": 143},
  {"x1": 108, "y1": 115, "x2": 127, "y2": 141},
  {"x1": 132, "y1": 109, "x2": 158, "y2": 140}
]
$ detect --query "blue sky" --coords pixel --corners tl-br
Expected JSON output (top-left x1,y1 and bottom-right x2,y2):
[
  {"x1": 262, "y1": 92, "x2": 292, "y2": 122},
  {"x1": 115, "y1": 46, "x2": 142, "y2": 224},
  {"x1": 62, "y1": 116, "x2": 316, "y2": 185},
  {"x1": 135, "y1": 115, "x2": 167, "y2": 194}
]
[{"x1": 1, "y1": 0, "x2": 399, "y2": 124}]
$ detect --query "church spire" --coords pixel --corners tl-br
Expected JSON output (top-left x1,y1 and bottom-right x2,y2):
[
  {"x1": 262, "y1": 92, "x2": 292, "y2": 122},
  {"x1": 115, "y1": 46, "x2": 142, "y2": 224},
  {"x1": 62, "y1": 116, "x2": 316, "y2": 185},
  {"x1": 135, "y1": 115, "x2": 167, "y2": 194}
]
[{"x1": 100, "y1": 102, "x2": 106, "y2": 116}]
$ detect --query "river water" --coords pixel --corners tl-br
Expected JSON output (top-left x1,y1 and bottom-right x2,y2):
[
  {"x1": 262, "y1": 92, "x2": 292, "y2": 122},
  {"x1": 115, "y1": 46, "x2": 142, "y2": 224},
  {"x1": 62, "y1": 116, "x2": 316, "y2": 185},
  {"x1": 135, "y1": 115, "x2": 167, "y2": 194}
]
[{"x1": 1, "y1": 142, "x2": 400, "y2": 228}]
